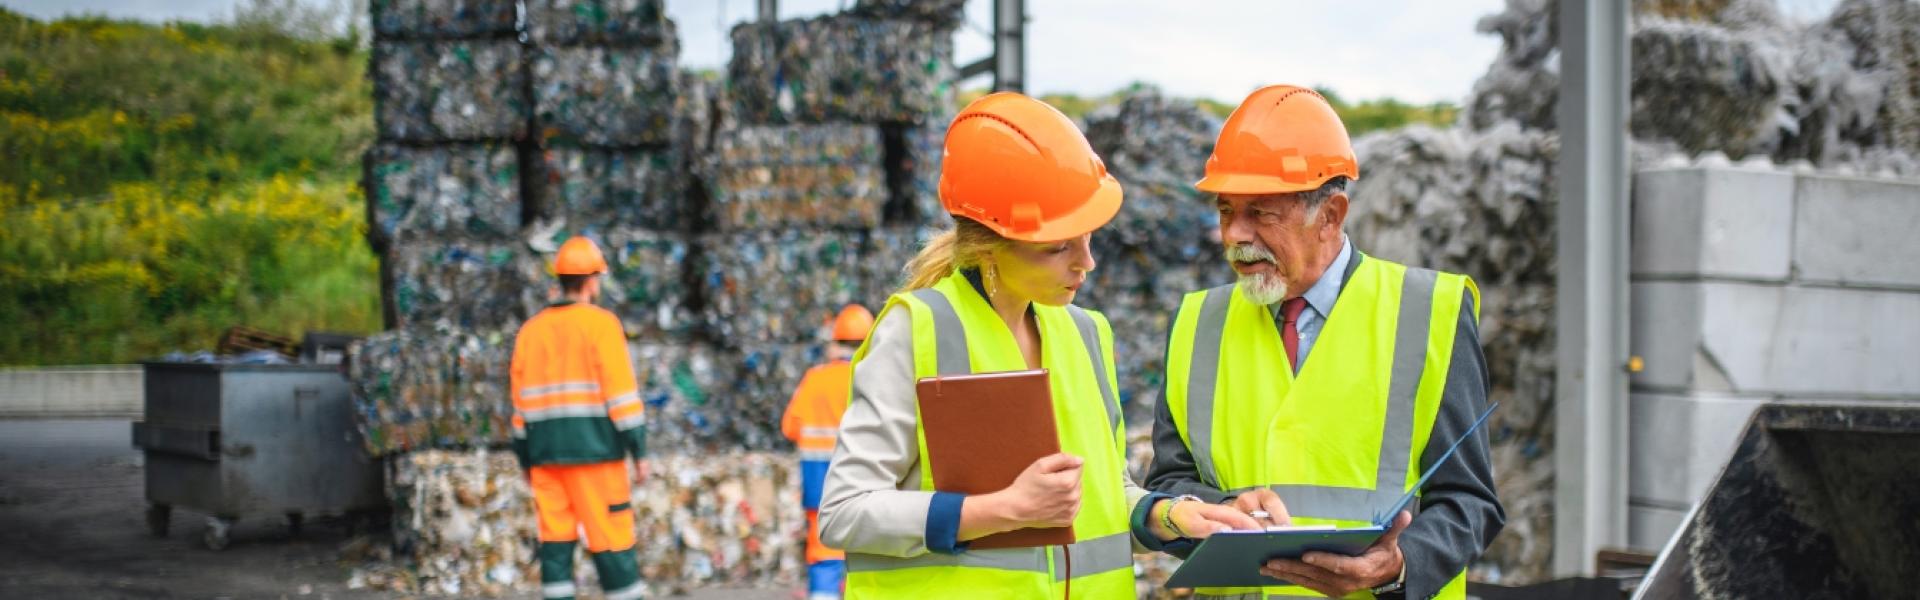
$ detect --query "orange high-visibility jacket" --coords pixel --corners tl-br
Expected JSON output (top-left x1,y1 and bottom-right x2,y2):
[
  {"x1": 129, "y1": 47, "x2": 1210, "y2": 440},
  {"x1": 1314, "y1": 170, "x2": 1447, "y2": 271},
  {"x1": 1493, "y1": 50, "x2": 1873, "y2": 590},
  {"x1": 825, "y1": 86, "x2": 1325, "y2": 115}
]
[
  {"x1": 781, "y1": 361, "x2": 852, "y2": 462},
  {"x1": 510, "y1": 301, "x2": 645, "y2": 466}
]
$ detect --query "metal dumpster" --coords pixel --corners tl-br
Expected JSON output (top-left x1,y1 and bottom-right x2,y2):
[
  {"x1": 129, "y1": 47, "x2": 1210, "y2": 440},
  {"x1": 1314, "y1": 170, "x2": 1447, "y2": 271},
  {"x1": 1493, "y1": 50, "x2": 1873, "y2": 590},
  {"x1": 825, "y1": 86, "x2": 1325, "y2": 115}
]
[
  {"x1": 1635, "y1": 403, "x2": 1920, "y2": 599},
  {"x1": 132, "y1": 362, "x2": 384, "y2": 549}
]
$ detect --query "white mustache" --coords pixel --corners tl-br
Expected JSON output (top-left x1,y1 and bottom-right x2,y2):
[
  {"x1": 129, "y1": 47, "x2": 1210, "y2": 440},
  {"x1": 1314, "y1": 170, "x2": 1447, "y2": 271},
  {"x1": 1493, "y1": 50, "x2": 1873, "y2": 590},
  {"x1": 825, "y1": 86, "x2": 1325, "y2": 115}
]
[{"x1": 1225, "y1": 244, "x2": 1276, "y2": 264}]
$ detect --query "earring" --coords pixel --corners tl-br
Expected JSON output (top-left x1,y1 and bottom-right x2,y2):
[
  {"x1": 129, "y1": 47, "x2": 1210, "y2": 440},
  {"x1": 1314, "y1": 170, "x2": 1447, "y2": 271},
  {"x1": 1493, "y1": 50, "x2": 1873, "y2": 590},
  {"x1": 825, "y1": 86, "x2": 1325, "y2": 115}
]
[{"x1": 985, "y1": 263, "x2": 999, "y2": 299}]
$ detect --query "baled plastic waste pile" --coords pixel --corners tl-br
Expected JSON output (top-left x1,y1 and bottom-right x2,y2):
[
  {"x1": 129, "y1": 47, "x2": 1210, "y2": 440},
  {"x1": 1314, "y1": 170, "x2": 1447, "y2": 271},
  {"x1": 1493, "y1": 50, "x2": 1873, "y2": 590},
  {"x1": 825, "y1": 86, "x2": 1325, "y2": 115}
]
[
  {"x1": 353, "y1": 1, "x2": 957, "y2": 595},
  {"x1": 348, "y1": 449, "x2": 803, "y2": 595}
]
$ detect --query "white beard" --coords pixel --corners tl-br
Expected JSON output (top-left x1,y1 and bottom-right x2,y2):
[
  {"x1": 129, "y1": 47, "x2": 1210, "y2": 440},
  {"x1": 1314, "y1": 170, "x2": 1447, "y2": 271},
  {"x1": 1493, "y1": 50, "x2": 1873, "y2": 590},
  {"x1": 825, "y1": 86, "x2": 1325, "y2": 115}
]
[{"x1": 1236, "y1": 272, "x2": 1290, "y2": 306}]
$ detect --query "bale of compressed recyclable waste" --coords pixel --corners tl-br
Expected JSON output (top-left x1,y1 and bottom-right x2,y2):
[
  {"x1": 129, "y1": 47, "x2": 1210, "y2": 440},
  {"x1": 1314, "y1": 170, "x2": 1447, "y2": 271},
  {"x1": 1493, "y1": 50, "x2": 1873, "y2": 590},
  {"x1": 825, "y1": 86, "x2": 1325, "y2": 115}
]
[
  {"x1": 532, "y1": 146, "x2": 690, "y2": 231},
  {"x1": 348, "y1": 327, "x2": 515, "y2": 457},
  {"x1": 526, "y1": 0, "x2": 671, "y2": 45},
  {"x1": 365, "y1": 143, "x2": 523, "y2": 247},
  {"x1": 532, "y1": 43, "x2": 681, "y2": 147},
  {"x1": 372, "y1": 40, "x2": 529, "y2": 142},
  {"x1": 370, "y1": 0, "x2": 518, "y2": 40},
  {"x1": 727, "y1": 14, "x2": 956, "y2": 124},
  {"x1": 384, "y1": 239, "x2": 547, "y2": 331},
  {"x1": 704, "y1": 125, "x2": 887, "y2": 230}
]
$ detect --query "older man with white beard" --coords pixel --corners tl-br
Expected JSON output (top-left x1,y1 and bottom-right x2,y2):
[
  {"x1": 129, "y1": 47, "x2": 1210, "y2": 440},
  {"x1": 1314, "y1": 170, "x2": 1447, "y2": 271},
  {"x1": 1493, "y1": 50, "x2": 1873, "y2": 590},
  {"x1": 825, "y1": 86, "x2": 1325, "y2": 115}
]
[{"x1": 1137, "y1": 85, "x2": 1503, "y2": 600}]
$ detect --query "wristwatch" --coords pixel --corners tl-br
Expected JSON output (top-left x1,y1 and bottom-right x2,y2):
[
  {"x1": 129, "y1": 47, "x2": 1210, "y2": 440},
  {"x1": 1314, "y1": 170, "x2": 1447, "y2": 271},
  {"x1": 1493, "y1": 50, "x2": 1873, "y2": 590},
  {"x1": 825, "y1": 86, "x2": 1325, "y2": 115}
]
[
  {"x1": 1369, "y1": 564, "x2": 1406, "y2": 597},
  {"x1": 1161, "y1": 494, "x2": 1202, "y2": 538}
]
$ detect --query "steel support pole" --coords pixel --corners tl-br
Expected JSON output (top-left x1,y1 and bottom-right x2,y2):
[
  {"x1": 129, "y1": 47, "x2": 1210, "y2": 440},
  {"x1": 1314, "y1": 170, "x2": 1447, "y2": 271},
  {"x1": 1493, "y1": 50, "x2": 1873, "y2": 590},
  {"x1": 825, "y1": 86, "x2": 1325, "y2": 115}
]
[
  {"x1": 1554, "y1": 0, "x2": 1632, "y2": 578},
  {"x1": 991, "y1": 0, "x2": 1025, "y2": 92}
]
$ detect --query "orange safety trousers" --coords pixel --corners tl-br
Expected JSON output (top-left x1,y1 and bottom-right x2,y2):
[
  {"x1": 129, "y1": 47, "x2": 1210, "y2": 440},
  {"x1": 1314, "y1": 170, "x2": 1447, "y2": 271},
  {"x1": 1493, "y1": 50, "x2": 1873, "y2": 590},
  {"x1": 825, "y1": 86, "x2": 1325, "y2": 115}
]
[{"x1": 530, "y1": 460, "x2": 636, "y2": 550}]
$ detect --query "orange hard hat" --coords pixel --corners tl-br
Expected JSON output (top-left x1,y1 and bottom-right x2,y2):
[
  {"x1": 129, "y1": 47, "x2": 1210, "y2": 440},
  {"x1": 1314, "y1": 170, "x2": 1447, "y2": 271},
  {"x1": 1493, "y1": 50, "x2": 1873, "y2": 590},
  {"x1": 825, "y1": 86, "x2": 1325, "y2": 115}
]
[
  {"x1": 830, "y1": 304, "x2": 874, "y2": 342},
  {"x1": 553, "y1": 236, "x2": 608, "y2": 276},
  {"x1": 939, "y1": 92, "x2": 1124, "y2": 242},
  {"x1": 1195, "y1": 85, "x2": 1359, "y2": 195}
]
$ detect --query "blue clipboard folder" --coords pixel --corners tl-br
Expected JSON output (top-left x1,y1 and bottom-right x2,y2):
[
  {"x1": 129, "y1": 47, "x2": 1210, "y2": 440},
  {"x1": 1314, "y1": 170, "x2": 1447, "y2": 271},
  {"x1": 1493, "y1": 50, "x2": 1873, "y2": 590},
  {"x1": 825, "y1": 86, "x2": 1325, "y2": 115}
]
[{"x1": 1165, "y1": 403, "x2": 1498, "y2": 590}]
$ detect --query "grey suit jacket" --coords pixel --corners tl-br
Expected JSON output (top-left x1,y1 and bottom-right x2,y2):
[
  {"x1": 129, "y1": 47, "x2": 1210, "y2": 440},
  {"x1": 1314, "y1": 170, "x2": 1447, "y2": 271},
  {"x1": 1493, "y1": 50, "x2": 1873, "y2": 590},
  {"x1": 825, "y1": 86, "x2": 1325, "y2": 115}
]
[{"x1": 1143, "y1": 251, "x2": 1505, "y2": 599}]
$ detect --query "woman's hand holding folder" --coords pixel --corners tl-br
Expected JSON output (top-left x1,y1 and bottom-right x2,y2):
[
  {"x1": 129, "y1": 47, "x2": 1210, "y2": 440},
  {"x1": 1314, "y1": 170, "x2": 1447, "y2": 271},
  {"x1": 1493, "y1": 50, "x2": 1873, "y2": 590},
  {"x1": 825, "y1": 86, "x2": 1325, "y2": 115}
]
[{"x1": 957, "y1": 452, "x2": 1084, "y2": 540}]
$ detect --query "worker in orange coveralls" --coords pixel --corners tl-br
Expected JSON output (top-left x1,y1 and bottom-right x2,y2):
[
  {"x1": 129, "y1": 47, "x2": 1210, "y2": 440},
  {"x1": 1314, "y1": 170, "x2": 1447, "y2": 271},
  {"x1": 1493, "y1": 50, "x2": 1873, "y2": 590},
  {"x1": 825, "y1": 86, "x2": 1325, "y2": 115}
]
[
  {"x1": 781, "y1": 304, "x2": 874, "y2": 600},
  {"x1": 511, "y1": 236, "x2": 649, "y2": 600}
]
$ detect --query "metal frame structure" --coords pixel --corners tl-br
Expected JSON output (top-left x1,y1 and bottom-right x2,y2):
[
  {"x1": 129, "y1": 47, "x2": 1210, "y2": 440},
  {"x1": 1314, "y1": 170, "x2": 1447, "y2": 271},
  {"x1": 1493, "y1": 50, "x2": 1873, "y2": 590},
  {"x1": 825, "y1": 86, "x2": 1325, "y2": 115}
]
[
  {"x1": 1554, "y1": 0, "x2": 1631, "y2": 578},
  {"x1": 957, "y1": 0, "x2": 1026, "y2": 92}
]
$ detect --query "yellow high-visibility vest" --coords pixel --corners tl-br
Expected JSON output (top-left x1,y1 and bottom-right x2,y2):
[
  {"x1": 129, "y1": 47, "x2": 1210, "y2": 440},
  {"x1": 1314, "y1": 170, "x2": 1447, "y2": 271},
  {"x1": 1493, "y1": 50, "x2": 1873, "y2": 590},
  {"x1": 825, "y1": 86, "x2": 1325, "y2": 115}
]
[
  {"x1": 1165, "y1": 255, "x2": 1478, "y2": 599},
  {"x1": 844, "y1": 270, "x2": 1136, "y2": 599}
]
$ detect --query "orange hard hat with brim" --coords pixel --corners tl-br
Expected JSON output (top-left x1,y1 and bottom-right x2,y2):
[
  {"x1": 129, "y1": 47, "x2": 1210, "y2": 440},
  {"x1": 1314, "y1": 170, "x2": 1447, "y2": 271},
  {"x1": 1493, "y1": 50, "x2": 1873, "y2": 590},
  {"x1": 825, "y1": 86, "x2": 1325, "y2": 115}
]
[
  {"x1": 553, "y1": 236, "x2": 608, "y2": 276},
  {"x1": 830, "y1": 304, "x2": 874, "y2": 342},
  {"x1": 1196, "y1": 85, "x2": 1359, "y2": 196},
  {"x1": 940, "y1": 92, "x2": 1124, "y2": 242}
]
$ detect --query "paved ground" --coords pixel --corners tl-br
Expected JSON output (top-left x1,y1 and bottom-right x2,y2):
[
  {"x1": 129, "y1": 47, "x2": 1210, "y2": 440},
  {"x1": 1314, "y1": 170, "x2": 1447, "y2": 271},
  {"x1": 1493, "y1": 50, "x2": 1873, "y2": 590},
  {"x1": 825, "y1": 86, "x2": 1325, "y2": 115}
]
[{"x1": 0, "y1": 419, "x2": 789, "y2": 600}]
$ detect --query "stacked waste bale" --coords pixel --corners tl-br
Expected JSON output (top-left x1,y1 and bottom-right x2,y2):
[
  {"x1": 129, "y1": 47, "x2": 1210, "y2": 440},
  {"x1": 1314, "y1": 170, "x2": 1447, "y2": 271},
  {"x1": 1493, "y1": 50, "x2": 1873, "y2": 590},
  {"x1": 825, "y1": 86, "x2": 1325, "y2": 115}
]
[
  {"x1": 361, "y1": 0, "x2": 538, "y2": 464},
  {"x1": 367, "y1": 0, "x2": 537, "y2": 334},
  {"x1": 696, "y1": 5, "x2": 959, "y2": 409}
]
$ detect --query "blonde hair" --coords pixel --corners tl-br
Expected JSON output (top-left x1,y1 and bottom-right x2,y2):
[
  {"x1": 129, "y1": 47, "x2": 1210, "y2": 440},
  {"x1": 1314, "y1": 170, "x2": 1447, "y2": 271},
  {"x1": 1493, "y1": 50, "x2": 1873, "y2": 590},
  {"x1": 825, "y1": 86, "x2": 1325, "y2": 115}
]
[{"x1": 898, "y1": 218, "x2": 1009, "y2": 293}]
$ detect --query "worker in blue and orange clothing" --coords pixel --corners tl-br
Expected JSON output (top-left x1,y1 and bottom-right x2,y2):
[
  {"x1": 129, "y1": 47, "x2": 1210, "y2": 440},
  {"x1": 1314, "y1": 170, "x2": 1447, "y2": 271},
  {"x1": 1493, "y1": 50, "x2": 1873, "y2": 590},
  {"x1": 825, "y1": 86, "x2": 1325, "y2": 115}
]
[
  {"x1": 781, "y1": 304, "x2": 873, "y2": 600},
  {"x1": 510, "y1": 236, "x2": 649, "y2": 600}
]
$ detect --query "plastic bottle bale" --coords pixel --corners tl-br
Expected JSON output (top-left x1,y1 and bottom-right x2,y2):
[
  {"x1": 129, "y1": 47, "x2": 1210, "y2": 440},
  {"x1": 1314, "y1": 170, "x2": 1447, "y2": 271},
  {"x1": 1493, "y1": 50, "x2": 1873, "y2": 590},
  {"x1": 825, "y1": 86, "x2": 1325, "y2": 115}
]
[
  {"x1": 727, "y1": 14, "x2": 957, "y2": 124},
  {"x1": 847, "y1": 0, "x2": 968, "y2": 28},
  {"x1": 348, "y1": 327, "x2": 516, "y2": 456},
  {"x1": 698, "y1": 230, "x2": 869, "y2": 346},
  {"x1": 386, "y1": 238, "x2": 546, "y2": 331},
  {"x1": 533, "y1": 146, "x2": 690, "y2": 230},
  {"x1": 531, "y1": 43, "x2": 680, "y2": 147},
  {"x1": 525, "y1": 0, "x2": 671, "y2": 45},
  {"x1": 372, "y1": 40, "x2": 529, "y2": 142},
  {"x1": 370, "y1": 0, "x2": 517, "y2": 40},
  {"x1": 366, "y1": 143, "x2": 522, "y2": 247},
  {"x1": 705, "y1": 125, "x2": 887, "y2": 230}
]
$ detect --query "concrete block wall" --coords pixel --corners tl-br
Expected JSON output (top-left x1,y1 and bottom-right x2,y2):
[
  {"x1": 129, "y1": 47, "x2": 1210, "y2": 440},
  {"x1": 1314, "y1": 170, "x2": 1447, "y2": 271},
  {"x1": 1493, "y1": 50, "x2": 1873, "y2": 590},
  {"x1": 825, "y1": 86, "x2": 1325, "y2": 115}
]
[
  {"x1": 0, "y1": 365, "x2": 143, "y2": 417},
  {"x1": 1627, "y1": 167, "x2": 1920, "y2": 550}
]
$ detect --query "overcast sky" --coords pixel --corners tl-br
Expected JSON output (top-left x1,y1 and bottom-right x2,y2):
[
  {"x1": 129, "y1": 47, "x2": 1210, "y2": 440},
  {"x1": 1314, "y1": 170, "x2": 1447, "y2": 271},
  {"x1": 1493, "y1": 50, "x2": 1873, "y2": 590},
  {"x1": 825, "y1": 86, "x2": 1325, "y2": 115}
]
[{"x1": 4, "y1": 0, "x2": 1848, "y2": 105}]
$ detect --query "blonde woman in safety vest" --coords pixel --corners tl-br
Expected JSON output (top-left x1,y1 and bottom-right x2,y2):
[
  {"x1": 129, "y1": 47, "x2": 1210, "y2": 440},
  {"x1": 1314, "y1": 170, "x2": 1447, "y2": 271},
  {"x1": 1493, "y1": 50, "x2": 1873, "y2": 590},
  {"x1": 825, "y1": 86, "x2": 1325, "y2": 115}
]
[
  {"x1": 1142, "y1": 85, "x2": 1505, "y2": 599},
  {"x1": 817, "y1": 92, "x2": 1260, "y2": 599}
]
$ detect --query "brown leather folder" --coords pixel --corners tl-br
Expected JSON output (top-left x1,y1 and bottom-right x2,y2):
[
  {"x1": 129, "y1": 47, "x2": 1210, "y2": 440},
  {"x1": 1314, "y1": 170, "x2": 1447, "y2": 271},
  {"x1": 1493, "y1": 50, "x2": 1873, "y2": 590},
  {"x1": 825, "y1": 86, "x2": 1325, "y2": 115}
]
[{"x1": 915, "y1": 368, "x2": 1075, "y2": 549}]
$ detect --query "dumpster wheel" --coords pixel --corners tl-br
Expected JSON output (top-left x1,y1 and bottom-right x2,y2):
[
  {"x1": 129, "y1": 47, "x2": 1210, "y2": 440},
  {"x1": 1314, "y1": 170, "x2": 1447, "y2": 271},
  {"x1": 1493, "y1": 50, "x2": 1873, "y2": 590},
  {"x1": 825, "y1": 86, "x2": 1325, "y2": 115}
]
[{"x1": 146, "y1": 504, "x2": 171, "y2": 537}]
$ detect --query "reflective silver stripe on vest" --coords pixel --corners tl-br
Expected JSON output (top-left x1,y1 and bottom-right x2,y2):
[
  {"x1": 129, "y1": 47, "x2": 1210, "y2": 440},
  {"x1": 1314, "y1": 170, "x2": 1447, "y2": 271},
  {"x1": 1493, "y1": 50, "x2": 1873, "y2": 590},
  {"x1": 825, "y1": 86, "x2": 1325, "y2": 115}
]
[
  {"x1": 1192, "y1": 593, "x2": 1317, "y2": 600},
  {"x1": 1188, "y1": 268, "x2": 1438, "y2": 522},
  {"x1": 520, "y1": 381, "x2": 601, "y2": 398},
  {"x1": 1065, "y1": 305, "x2": 1122, "y2": 433},
  {"x1": 1186, "y1": 285, "x2": 1236, "y2": 488},
  {"x1": 521, "y1": 403, "x2": 608, "y2": 422},
  {"x1": 908, "y1": 289, "x2": 971, "y2": 376},
  {"x1": 1049, "y1": 532, "x2": 1134, "y2": 581},
  {"x1": 846, "y1": 547, "x2": 1049, "y2": 573}
]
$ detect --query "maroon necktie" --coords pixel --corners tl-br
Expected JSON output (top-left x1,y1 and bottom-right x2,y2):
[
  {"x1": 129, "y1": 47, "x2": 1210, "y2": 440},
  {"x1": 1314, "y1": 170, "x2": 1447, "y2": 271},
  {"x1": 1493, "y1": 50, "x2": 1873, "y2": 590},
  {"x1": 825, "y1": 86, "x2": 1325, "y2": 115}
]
[{"x1": 1279, "y1": 297, "x2": 1308, "y2": 371}]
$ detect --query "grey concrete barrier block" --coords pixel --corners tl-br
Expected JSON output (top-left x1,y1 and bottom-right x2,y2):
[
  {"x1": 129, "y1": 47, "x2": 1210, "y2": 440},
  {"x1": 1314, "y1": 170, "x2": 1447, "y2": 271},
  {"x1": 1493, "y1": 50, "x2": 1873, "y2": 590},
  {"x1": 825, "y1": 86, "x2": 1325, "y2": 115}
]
[
  {"x1": 1632, "y1": 167, "x2": 1794, "y2": 281},
  {"x1": 0, "y1": 365, "x2": 144, "y2": 417},
  {"x1": 1630, "y1": 281, "x2": 1705, "y2": 390},
  {"x1": 1692, "y1": 282, "x2": 1920, "y2": 396},
  {"x1": 1628, "y1": 391, "x2": 1767, "y2": 508},
  {"x1": 1793, "y1": 174, "x2": 1920, "y2": 289}
]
